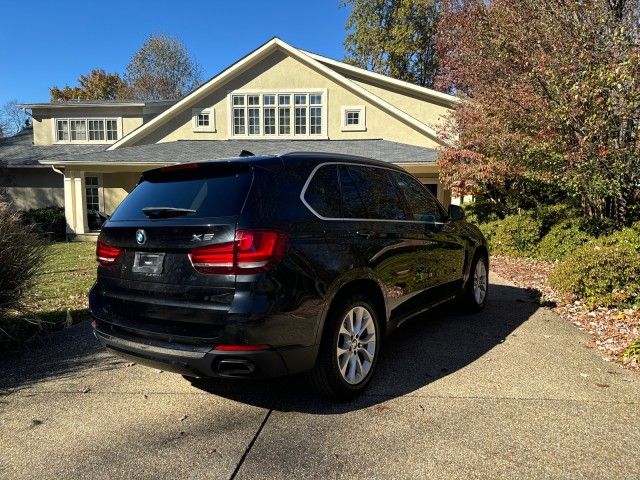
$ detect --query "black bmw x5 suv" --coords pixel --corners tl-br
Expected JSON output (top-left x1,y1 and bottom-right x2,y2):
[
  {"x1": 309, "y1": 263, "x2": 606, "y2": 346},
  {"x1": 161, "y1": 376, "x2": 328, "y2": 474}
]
[{"x1": 90, "y1": 152, "x2": 489, "y2": 398}]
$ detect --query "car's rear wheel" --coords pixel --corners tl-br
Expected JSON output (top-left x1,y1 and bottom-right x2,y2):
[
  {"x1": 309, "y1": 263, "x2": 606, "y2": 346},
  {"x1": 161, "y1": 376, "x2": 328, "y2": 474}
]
[
  {"x1": 310, "y1": 294, "x2": 380, "y2": 399},
  {"x1": 461, "y1": 253, "x2": 489, "y2": 312}
]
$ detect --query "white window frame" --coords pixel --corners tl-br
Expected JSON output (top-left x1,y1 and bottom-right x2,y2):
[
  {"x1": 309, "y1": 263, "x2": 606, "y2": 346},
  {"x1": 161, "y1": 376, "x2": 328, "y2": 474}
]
[
  {"x1": 340, "y1": 105, "x2": 366, "y2": 132},
  {"x1": 192, "y1": 107, "x2": 216, "y2": 132},
  {"x1": 53, "y1": 118, "x2": 122, "y2": 144},
  {"x1": 83, "y1": 173, "x2": 104, "y2": 212},
  {"x1": 227, "y1": 89, "x2": 328, "y2": 139}
]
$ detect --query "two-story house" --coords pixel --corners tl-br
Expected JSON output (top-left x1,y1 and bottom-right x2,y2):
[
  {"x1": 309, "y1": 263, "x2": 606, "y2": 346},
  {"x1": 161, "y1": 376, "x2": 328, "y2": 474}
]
[{"x1": 1, "y1": 38, "x2": 459, "y2": 240}]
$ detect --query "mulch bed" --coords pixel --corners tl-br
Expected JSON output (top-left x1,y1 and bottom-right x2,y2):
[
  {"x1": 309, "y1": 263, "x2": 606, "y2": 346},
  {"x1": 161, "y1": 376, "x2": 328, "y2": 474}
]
[{"x1": 490, "y1": 255, "x2": 640, "y2": 371}]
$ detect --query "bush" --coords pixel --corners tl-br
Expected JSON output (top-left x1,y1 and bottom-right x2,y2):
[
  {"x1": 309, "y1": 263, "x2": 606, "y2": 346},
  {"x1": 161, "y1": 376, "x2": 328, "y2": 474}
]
[
  {"x1": 550, "y1": 226, "x2": 640, "y2": 308},
  {"x1": 533, "y1": 203, "x2": 578, "y2": 234},
  {"x1": 22, "y1": 206, "x2": 66, "y2": 241},
  {"x1": 491, "y1": 212, "x2": 543, "y2": 256},
  {"x1": 478, "y1": 219, "x2": 502, "y2": 249},
  {"x1": 537, "y1": 220, "x2": 595, "y2": 261},
  {"x1": 0, "y1": 203, "x2": 47, "y2": 337}
]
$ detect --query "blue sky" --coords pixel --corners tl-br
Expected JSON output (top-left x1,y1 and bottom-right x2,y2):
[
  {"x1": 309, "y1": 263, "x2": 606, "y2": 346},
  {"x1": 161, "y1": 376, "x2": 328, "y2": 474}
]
[{"x1": 0, "y1": 0, "x2": 350, "y2": 106}]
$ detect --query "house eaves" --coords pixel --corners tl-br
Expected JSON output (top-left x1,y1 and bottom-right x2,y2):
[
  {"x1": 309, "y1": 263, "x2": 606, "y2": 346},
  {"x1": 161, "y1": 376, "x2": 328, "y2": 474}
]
[{"x1": 299, "y1": 50, "x2": 461, "y2": 108}]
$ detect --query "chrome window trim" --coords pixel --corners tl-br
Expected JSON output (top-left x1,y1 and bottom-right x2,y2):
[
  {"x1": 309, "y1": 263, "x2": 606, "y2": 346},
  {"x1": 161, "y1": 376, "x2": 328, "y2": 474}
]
[{"x1": 299, "y1": 161, "x2": 447, "y2": 225}]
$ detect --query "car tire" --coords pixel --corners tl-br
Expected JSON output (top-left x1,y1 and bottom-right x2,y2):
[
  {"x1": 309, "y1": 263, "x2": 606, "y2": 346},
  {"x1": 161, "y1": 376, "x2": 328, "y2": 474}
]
[
  {"x1": 461, "y1": 253, "x2": 489, "y2": 312},
  {"x1": 309, "y1": 293, "x2": 381, "y2": 399}
]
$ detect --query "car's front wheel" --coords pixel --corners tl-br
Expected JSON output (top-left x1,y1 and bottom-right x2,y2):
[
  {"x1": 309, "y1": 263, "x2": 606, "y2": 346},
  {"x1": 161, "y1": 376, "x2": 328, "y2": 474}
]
[
  {"x1": 310, "y1": 294, "x2": 380, "y2": 399},
  {"x1": 461, "y1": 253, "x2": 489, "y2": 311}
]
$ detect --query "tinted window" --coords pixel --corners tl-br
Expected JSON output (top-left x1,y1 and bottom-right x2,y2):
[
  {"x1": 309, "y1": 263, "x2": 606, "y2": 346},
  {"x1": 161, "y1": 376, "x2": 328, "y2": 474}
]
[
  {"x1": 392, "y1": 171, "x2": 443, "y2": 222},
  {"x1": 110, "y1": 168, "x2": 252, "y2": 221},
  {"x1": 339, "y1": 165, "x2": 408, "y2": 220},
  {"x1": 304, "y1": 165, "x2": 341, "y2": 217}
]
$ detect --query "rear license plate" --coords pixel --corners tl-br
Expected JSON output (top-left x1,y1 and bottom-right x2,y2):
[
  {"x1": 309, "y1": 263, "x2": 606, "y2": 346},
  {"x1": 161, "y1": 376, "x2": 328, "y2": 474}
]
[{"x1": 132, "y1": 252, "x2": 165, "y2": 275}]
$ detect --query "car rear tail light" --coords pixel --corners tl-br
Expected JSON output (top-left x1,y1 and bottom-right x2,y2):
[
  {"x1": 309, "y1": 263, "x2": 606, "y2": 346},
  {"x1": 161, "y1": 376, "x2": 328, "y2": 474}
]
[
  {"x1": 96, "y1": 240, "x2": 121, "y2": 266},
  {"x1": 189, "y1": 229, "x2": 287, "y2": 275},
  {"x1": 214, "y1": 344, "x2": 270, "y2": 351}
]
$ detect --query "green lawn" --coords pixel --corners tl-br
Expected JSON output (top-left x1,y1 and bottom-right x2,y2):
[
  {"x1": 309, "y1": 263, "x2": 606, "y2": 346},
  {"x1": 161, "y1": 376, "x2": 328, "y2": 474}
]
[{"x1": 24, "y1": 241, "x2": 97, "y2": 326}]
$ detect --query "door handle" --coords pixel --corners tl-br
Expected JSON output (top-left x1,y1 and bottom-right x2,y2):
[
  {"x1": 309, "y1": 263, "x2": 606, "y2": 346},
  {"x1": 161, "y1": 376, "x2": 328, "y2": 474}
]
[{"x1": 356, "y1": 230, "x2": 375, "y2": 239}]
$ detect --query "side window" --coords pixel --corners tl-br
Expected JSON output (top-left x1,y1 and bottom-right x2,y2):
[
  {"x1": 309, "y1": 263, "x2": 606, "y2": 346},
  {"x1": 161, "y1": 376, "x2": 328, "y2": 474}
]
[
  {"x1": 392, "y1": 171, "x2": 443, "y2": 223},
  {"x1": 340, "y1": 165, "x2": 408, "y2": 220},
  {"x1": 304, "y1": 165, "x2": 341, "y2": 218},
  {"x1": 338, "y1": 165, "x2": 368, "y2": 218}
]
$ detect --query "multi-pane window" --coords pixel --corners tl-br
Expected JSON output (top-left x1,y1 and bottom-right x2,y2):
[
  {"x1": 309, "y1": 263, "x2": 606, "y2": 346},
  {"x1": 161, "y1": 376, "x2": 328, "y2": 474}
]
[
  {"x1": 192, "y1": 108, "x2": 215, "y2": 132},
  {"x1": 56, "y1": 120, "x2": 69, "y2": 141},
  {"x1": 230, "y1": 92, "x2": 324, "y2": 137},
  {"x1": 346, "y1": 111, "x2": 359, "y2": 125},
  {"x1": 341, "y1": 106, "x2": 366, "y2": 131},
  {"x1": 295, "y1": 107, "x2": 306, "y2": 134},
  {"x1": 70, "y1": 120, "x2": 87, "y2": 140},
  {"x1": 56, "y1": 118, "x2": 118, "y2": 142},
  {"x1": 88, "y1": 120, "x2": 105, "y2": 141},
  {"x1": 106, "y1": 120, "x2": 118, "y2": 140},
  {"x1": 197, "y1": 112, "x2": 209, "y2": 127},
  {"x1": 85, "y1": 176, "x2": 100, "y2": 213},
  {"x1": 264, "y1": 107, "x2": 276, "y2": 135}
]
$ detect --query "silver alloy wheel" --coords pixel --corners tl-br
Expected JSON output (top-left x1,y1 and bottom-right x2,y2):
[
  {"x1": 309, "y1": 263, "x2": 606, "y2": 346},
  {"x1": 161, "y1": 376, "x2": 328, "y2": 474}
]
[
  {"x1": 336, "y1": 306, "x2": 377, "y2": 385},
  {"x1": 473, "y1": 258, "x2": 488, "y2": 305}
]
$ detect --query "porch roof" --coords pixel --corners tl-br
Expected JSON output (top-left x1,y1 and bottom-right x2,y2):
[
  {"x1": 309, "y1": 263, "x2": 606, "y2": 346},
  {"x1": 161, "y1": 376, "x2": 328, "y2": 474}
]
[
  {"x1": 39, "y1": 139, "x2": 440, "y2": 167},
  {"x1": 0, "y1": 127, "x2": 108, "y2": 167}
]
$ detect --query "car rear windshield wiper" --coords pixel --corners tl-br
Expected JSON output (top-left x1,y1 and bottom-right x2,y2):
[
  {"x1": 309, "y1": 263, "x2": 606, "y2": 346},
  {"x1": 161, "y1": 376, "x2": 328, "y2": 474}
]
[{"x1": 142, "y1": 207, "x2": 197, "y2": 219}]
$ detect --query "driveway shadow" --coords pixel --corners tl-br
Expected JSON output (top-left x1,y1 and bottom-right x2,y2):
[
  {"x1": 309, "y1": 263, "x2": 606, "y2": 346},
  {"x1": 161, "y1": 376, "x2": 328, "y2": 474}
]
[
  {"x1": 188, "y1": 282, "x2": 539, "y2": 413},
  {"x1": 0, "y1": 321, "x2": 121, "y2": 394}
]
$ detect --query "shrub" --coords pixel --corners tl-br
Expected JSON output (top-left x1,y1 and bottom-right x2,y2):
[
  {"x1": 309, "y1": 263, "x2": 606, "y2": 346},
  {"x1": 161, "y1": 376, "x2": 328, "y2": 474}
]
[
  {"x1": 537, "y1": 220, "x2": 595, "y2": 261},
  {"x1": 478, "y1": 219, "x2": 502, "y2": 250},
  {"x1": 491, "y1": 212, "x2": 543, "y2": 257},
  {"x1": 22, "y1": 206, "x2": 66, "y2": 241},
  {"x1": 0, "y1": 203, "x2": 47, "y2": 337},
  {"x1": 533, "y1": 203, "x2": 578, "y2": 234},
  {"x1": 550, "y1": 227, "x2": 640, "y2": 308}
]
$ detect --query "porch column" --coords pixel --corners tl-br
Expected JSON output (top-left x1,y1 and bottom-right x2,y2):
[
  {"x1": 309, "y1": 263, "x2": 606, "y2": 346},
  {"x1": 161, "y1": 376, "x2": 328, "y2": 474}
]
[{"x1": 63, "y1": 170, "x2": 88, "y2": 236}]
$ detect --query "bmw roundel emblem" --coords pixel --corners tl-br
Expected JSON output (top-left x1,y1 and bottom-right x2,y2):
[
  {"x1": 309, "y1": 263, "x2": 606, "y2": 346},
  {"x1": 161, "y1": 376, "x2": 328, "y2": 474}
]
[{"x1": 135, "y1": 229, "x2": 146, "y2": 245}]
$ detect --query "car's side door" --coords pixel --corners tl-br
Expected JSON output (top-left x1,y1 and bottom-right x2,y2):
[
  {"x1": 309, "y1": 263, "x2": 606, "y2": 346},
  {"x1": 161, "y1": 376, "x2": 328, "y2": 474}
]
[
  {"x1": 391, "y1": 171, "x2": 466, "y2": 300},
  {"x1": 337, "y1": 164, "x2": 430, "y2": 320}
]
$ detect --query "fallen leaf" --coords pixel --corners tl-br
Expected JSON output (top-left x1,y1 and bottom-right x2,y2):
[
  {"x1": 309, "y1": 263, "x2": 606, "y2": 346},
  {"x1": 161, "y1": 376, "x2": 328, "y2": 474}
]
[
  {"x1": 596, "y1": 383, "x2": 610, "y2": 388},
  {"x1": 30, "y1": 419, "x2": 43, "y2": 427},
  {"x1": 179, "y1": 414, "x2": 188, "y2": 422},
  {"x1": 79, "y1": 385, "x2": 91, "y2": 394}
]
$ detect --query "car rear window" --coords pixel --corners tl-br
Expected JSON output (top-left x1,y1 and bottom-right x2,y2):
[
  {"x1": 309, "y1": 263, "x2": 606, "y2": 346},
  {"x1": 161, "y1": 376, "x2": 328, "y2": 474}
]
[{"x1": 109, "y1": 165, "x2": 252, "y2": 221}]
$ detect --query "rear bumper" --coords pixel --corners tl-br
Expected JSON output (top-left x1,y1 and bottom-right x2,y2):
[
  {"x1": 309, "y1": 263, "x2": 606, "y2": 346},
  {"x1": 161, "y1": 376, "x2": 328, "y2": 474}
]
[{"x1": 93, "y1": 323, "x2": 316, "y2": 379}]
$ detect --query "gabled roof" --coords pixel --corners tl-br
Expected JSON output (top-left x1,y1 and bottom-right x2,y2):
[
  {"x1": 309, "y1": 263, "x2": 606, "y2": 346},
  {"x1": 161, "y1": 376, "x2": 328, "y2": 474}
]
[
  {"x1": 108, "y1": 37, "x2": 453, "y2": 151},
  {"x1": 300, "y1": 50, "x2": 460, "y2": 107},
  {"x1": 41, "y1": 139, "x2": 438, "y2": 166},
  {"x1": 0, "y1": 127, "x2": 108, "y2": 167}
]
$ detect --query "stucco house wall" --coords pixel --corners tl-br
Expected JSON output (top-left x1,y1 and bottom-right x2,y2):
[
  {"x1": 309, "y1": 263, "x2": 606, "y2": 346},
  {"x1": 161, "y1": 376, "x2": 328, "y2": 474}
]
[
  {"x1": 1, "y1": 167, "x2": 63, "y2": 210},
  {"x1": 127, "y1": 51, "x2": 444, "y2": 150}
]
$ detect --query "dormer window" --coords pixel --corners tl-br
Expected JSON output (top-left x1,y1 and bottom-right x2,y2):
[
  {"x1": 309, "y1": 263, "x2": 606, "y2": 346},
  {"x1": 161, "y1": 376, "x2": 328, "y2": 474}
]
[
  {"x1": 229, "y1": 90, "x2": 326, "y2": 138},
  {"x1": 55, "y1": 118, "x2": 120, "y2": 143}
]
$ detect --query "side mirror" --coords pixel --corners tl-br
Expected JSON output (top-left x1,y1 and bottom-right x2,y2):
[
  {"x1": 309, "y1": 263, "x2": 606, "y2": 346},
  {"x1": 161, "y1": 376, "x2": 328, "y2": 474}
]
[{"x1": 448, "y1": 204, "x2": 465, "y2": 221}]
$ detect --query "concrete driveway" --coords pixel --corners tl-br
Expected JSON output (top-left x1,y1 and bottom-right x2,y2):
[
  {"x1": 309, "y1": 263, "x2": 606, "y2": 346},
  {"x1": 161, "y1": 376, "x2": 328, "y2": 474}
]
[{"x1": 1, "y1": 273, "x2": 639, "y2": 479}]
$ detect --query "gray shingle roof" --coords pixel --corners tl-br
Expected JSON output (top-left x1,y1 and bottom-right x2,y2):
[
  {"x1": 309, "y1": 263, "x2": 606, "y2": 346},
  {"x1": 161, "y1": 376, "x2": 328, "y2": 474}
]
[
  {"x1": 0, "y1": 127, "x2": 108, "y2": 167},
  {"x1": 43, "y1": 139, "x2": 439, "y2": 165}
]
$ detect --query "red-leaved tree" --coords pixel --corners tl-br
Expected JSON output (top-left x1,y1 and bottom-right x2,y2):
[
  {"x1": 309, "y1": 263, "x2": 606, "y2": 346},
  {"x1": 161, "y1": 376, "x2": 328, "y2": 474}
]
[{"x1": 436, "y1": 0, "x2": 640, "y2": 224}]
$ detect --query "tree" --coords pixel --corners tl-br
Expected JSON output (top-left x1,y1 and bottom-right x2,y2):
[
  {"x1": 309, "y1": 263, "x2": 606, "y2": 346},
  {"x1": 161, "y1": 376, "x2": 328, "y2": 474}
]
[
  {"x1": 342, "y1": 0, "x2": 440, "y2": 87},
  {"x1": 436, "y1": 0, "x2": 640, "y2": 224},
  {"x1": 125, "y1": 34, "x2": 202, "y2": 100},
  {"x1": 50, "y1": 69, "x2": 129, "y2": 102},
  {"x1": 0, "y1": 100, "x2": 29, "y2": 137}
]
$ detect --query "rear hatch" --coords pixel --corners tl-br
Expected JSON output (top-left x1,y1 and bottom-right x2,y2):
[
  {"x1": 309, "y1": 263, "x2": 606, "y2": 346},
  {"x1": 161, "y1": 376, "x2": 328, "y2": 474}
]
[{"x1": 91, "y1": 162, "x2": 253, "y2": 344}]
